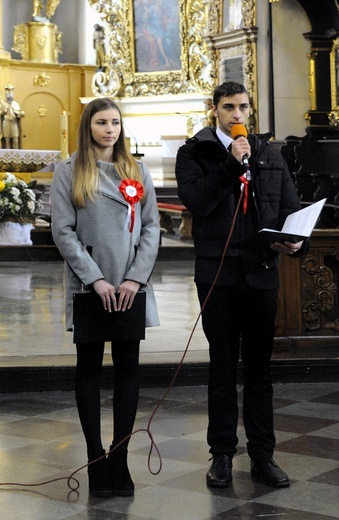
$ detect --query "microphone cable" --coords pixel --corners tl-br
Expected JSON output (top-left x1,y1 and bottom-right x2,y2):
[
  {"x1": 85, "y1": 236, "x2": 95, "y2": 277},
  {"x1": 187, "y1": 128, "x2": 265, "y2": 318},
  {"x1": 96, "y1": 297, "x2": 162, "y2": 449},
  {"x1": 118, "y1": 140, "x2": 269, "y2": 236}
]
[{"x1": 0, "y1": 190, "x2": 244, "y2": 494}]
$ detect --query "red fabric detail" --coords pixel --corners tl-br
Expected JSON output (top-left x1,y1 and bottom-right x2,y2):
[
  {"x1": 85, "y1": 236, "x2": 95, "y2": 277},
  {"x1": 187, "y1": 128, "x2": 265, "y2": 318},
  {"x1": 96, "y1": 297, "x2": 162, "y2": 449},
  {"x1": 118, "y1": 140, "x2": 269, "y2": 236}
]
[
  {"x1": 119, "y1": 180, "x2": 144, "y2": 232},
  {"x1": 157, "y1": 203, "x2": 187, "y2": 211},
  {"x1": 239, "y1": 175, "x2": 250, "y2": 215}
]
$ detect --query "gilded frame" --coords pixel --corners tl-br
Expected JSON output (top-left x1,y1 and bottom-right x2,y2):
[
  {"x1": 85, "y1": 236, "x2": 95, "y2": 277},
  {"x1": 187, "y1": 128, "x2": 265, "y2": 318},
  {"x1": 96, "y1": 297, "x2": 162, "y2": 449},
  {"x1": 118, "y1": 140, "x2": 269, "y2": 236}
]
[
  {"x1": 88, "y1": 0, "x2": 217, "y2": 97},
  {"x1": 330, "y1": 38, "x2": 339, "y2": 110}
]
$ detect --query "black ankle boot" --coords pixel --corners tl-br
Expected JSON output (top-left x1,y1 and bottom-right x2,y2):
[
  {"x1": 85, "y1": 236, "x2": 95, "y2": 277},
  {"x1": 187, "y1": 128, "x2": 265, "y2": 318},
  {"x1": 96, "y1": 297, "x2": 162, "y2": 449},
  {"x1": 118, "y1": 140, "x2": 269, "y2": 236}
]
[
  {"x1": 88, "y1": 450, "x2": 113, "y2": 497},
  {"x1": 107, "y1": 446, "x2": 134, "y2": 496}
]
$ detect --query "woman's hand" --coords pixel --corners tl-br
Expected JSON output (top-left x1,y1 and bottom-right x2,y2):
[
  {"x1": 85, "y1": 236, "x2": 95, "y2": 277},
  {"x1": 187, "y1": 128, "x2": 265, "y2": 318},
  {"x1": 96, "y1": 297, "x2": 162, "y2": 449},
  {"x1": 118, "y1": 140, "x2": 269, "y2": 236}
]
[
  {"x1": 92, "y1": 279, "x2": 141, "y2": 312},
  {"x1": 92, "y1": 278, "x2": 117, "y2": 312},
  {"x1": 116, "y1": 280, "x2": 141, "y2": 311}
]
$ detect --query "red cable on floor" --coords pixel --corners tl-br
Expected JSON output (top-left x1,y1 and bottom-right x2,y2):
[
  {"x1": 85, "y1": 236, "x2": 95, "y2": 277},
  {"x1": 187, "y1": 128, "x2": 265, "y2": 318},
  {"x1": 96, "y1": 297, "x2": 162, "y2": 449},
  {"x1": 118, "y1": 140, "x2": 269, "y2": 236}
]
[{"x1": 0, "y1": 193, "x2": 244, "y2": 493}]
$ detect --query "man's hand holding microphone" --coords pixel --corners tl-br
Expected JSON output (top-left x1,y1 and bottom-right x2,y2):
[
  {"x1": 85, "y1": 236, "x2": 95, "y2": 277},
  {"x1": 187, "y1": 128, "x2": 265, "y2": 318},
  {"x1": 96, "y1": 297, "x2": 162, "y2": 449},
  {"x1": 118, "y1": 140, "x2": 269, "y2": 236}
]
[{"x1": 230, "y1": 123, "x2": 251, "y2": 167}]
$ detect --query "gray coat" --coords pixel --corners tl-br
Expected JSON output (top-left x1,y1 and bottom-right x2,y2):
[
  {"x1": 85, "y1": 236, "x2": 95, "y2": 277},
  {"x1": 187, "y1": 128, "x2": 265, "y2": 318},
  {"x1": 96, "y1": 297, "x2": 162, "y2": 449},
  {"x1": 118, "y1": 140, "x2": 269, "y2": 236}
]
[{"x1": 50, "y1": 153, "x2": 160, "y2": 331}]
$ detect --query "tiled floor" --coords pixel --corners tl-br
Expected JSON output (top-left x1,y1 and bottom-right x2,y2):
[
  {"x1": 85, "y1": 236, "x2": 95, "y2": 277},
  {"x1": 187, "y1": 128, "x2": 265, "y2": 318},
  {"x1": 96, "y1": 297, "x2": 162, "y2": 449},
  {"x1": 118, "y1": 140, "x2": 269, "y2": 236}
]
[
  {"x1": 0, "y1": 239, "x2": 339, "y2": 518},
  {"x1": 0, "y1": 383, "x2": 338, "y2": 519}
]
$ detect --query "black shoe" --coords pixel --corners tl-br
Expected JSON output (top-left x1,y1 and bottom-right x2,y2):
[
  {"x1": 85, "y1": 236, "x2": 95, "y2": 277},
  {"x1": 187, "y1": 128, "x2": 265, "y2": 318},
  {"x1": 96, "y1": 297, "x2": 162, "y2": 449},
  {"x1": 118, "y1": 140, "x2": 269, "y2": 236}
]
[
  {"x1": 206, "y1": 454, "x2": 232, "y2": 488},
  {"x1": 251, "y1": 458, "x2": 290, "y2": 488},
  {"x1": 107, "y1": 447, "x2": 134, "y2": 497},
  {"x1": 88, "y1": 451, "x2": 113, "y2": 497}
]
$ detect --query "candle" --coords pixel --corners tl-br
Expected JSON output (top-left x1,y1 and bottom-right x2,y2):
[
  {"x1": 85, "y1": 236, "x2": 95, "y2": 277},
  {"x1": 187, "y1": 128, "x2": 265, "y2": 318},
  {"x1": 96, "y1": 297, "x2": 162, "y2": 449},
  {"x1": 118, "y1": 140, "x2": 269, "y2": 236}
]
[{"x1": 60, "y1": 111, "x2": 68, "y2": 159}]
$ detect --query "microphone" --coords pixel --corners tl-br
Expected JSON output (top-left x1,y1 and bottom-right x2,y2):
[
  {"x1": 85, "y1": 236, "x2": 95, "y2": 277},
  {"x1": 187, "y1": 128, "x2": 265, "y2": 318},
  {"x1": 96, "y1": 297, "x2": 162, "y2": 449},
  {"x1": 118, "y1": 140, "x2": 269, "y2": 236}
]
[
  {"x1": 123, "y1": 124, "x2": 144, "y2": 158},
  {"x1": 230, "y1": 124, "x2": 249, "y2": 167}
]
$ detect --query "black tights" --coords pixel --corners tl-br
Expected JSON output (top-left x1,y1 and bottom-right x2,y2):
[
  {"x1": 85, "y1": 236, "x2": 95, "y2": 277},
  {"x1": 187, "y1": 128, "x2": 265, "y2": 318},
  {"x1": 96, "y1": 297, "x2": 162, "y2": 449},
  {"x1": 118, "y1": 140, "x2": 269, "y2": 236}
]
[{"x1": 75, "y1": 340, "x2": 140, "y2": 460}]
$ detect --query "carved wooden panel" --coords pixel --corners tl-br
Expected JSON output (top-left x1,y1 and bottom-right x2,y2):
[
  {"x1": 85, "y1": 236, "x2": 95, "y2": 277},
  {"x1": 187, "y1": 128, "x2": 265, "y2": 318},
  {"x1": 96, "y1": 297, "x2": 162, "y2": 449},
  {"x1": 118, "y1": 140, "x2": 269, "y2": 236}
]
[
  {"x1": 275, "y1": 230, "x2": 339, "y2": 342},
  {"x1": 301, "y1": 239, "x2": 339, "y2": 333}
]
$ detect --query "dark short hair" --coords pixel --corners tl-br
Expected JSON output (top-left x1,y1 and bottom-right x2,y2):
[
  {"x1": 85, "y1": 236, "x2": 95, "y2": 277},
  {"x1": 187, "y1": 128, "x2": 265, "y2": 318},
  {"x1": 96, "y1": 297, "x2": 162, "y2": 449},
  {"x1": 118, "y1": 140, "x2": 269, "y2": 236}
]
[{"x1": 213, "y1": 82, "x2": 248, "y2": 106}]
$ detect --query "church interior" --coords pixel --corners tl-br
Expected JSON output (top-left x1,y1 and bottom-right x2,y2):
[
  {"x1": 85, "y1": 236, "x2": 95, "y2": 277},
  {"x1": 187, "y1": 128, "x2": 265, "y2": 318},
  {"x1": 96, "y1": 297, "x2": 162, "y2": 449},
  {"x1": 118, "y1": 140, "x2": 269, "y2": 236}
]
[{"x1": 0, "y1": 1, "x2": 338, "y2": 519}]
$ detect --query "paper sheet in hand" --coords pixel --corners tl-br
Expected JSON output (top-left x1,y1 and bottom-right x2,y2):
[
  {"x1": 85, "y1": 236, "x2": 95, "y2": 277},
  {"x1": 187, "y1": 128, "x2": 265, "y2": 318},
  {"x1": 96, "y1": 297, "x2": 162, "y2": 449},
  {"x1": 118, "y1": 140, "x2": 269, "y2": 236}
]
[
  {"x1": 236, "y1": 198, "x2": 326, "y2": 250},
  {"x1": 73, "y1": 291, "x2": 146, "y2": 343}
]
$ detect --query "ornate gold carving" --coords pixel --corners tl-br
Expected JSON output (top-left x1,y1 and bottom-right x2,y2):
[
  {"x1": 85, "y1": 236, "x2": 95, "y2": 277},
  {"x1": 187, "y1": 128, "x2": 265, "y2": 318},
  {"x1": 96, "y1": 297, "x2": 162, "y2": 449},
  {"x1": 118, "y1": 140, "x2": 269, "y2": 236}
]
[
  {"x1": 330, "y1": 38, "x2": 339, "y2": 110},
  {"x1": 32, "y1": 0, "x2": 61, "y2": 21},
  {"x1": 208, "y1": 0, "x2": 222, "y2": 35},
  {"x1": 88, "y1": 0, "x2": 215, "y2": 97},
  {"x1": 54, "y1": 30, "x2": 62, "y2": 62},
  {"x1": 329, "y1": 109, "x2": 339, "y2": 126},
  {"x1": 218, "y1": 40, "x2": 256, "y2": 131},
  {"x1": 203, "y1": 97, "x2": 216, "y2": 127},
  {"x1": 242, "y1": 0, "x2": 256, "y2": 29},
  {"x1": 186, "y1": 98, "x2": 216, "y2": 137},
  {"x1": 12, "y1": 24, "x2": 29, "y2": 60},
  {"x1": 186, "y1": 113, "x2": 206, "y2": 137},
  {"x1": 35, "y1": 33, "x2": 47, "y2": 51},
  {"x1": 33, "y1": 72, "x2": 51, "y2": 88},
  {"x1": 13, "y1": 22, "x2": 62, "y2": 63},
  {"x1": 308, "y1": 52, "x2": 317, "y2": 110},
  {"x1": 37, "y1": 104, "x2": 48, "y2": 116},
  {"x1": 208, "y1": 0, "x2": 257, "y2": 128}
]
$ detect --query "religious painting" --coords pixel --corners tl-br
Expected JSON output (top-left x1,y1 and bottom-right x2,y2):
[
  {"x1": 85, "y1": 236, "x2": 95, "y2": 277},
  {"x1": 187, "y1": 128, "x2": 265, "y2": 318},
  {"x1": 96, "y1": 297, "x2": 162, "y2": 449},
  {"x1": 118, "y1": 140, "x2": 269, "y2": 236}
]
[
  {"x1": 133, "y1": 0, "x2": 181, "y2": 73},
  {"x1": 89, "y1": 0, "x2": 216, "y2": 97}
]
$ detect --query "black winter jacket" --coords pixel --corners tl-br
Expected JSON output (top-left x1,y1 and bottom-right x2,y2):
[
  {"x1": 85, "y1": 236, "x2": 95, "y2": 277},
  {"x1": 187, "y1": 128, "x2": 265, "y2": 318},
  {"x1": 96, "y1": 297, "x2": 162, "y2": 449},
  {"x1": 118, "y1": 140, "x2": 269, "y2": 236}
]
[{"x1": 175, "y1": 127, "x2": 309, "y2": 288}]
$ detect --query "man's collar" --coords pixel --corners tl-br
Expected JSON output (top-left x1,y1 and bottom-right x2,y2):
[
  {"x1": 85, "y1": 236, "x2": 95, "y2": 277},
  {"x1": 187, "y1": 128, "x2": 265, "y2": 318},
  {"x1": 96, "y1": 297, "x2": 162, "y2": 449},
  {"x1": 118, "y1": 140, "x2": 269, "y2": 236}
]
[{"x1": 216, "y1": 127, "x2": 233, "y2": 149}]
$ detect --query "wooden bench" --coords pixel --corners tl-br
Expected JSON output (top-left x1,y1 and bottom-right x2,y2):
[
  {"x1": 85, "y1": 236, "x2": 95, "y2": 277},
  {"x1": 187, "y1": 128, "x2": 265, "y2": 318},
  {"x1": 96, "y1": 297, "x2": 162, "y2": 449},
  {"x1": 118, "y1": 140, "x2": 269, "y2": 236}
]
[{"x1": 157, "y1": 202, "x2": 192, "y2": 240}]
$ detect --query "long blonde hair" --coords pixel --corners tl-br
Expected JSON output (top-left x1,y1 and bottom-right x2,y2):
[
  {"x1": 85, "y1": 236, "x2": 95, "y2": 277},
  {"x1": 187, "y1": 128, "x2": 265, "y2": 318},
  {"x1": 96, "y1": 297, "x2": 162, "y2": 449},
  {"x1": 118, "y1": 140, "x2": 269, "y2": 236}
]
[{"x1": 72, "y1": 98, "x2": 143, "y2": 208}]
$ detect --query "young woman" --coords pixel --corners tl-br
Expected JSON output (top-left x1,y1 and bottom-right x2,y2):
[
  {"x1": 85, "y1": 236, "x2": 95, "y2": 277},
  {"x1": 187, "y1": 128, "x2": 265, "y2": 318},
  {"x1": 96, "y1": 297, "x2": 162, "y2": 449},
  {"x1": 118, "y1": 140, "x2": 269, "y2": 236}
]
[{"x1": 51, "y1": 98, "x2": 160, "y2": 497}]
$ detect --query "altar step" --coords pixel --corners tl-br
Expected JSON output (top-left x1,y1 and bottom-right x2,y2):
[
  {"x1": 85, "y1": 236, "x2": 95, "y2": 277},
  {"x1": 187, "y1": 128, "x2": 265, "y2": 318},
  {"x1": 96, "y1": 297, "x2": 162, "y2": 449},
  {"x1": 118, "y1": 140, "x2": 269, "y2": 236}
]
[
  {"x1": 0, "y1": 228, "x2": 194, "y2": 262},
  {"x1": 0, "y1": 354, "x2": 337, "y2": 393}
]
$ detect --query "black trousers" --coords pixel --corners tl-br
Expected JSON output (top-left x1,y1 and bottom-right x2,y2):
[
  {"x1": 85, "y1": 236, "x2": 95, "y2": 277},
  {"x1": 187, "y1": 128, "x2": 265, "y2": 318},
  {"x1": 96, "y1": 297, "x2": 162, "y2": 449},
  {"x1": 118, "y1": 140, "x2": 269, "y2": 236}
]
[
  {"x1": 75, "y1": 340, "x2": 140, "y2": 460},
  {"x1": 197, "y1": 279, "x2": 277, "y2": 461}
]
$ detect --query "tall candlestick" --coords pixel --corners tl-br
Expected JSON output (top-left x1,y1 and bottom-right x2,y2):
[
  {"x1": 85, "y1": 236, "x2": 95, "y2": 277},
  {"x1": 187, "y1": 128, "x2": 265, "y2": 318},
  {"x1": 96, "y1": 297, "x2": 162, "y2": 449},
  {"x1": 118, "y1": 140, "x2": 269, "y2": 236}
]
[{"x1": 60, "y1": 111, "x2": 69, "y2": 159}]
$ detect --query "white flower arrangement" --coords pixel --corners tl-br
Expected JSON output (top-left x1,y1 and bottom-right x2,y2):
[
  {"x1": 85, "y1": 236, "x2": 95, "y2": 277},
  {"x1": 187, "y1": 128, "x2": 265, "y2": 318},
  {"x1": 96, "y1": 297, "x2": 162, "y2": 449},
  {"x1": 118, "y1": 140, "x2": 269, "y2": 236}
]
[{"x1": 0, "y1": 172, "x2": 43, "y2": 224}]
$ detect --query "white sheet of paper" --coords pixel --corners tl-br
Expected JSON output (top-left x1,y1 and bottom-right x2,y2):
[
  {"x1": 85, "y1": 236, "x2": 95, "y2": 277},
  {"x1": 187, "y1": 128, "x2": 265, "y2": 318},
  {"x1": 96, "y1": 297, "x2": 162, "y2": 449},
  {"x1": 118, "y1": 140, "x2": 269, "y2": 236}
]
[{"x1": 262, "y1": 198, "x2": 327, "y2": 238}]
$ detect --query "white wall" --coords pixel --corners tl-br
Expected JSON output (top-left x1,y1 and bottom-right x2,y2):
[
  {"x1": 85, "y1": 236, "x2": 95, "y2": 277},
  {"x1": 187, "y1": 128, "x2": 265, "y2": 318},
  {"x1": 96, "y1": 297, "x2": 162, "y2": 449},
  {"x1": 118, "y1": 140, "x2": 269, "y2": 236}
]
[
  {"x1": 80, "y1": 93, "x2": 207, "y2": 183},
  {"x1": 256, "y1": 0, "x2": 310, "y2": 139}
]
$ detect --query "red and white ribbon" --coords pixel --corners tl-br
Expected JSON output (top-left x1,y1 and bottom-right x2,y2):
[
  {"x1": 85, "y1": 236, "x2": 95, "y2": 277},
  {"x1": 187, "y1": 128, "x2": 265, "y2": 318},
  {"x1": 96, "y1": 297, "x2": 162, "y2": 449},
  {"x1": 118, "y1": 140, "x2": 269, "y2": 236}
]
[
  {"x1": 239, "y1": 170, "x2": 251, "y2": 214},
  {"x1": 119, "y1": 179, "x2": 144, "y2": 232}
]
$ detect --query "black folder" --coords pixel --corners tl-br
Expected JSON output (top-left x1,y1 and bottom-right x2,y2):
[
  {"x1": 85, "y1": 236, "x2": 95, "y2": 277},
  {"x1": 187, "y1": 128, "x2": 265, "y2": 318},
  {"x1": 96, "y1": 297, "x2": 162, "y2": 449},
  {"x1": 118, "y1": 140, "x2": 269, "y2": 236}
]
[
  {"x1": 234, "y1": 198, "x2": 326, "y2": 251},
  {"x1": 73, "y1": 290, "x2": 146, "y2": 343},
  {"x1": 235, "y1": 230, "x2": 308, "y2": 250}
]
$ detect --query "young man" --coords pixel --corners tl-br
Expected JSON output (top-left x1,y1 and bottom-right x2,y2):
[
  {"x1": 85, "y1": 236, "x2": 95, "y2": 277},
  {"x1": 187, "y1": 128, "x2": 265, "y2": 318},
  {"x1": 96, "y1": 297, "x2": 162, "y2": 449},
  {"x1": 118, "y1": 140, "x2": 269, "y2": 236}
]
[{"x1": 175, "y1": 82, "x2": 309, "y2": 488}]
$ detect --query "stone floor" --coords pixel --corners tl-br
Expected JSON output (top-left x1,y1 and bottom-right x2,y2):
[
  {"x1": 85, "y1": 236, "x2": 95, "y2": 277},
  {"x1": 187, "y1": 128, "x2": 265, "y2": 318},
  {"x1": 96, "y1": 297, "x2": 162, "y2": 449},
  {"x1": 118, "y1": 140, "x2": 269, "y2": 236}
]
[
  {"x1": 0, "y1": 383, "x2": 338, "y2": 519},
  {"x1": 0, "y1": 236, "x2": 338, "y2": 518}
]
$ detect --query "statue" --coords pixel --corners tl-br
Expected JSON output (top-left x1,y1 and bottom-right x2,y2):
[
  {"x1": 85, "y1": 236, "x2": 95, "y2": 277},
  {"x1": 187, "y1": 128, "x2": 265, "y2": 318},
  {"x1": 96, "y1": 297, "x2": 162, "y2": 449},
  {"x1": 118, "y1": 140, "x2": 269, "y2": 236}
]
[
  {"x1": 93, "y1": 24, "x2": 106, "y2": 70},
  {"x1": 32, "y1": 0, "x2": 61, "y2": 22},
  {"x1": 329, "y1": 110, "x2": 339, "y2": 127},
  {"x1": 0, "y1": 85, "x2": 25, "y2": 149}
]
